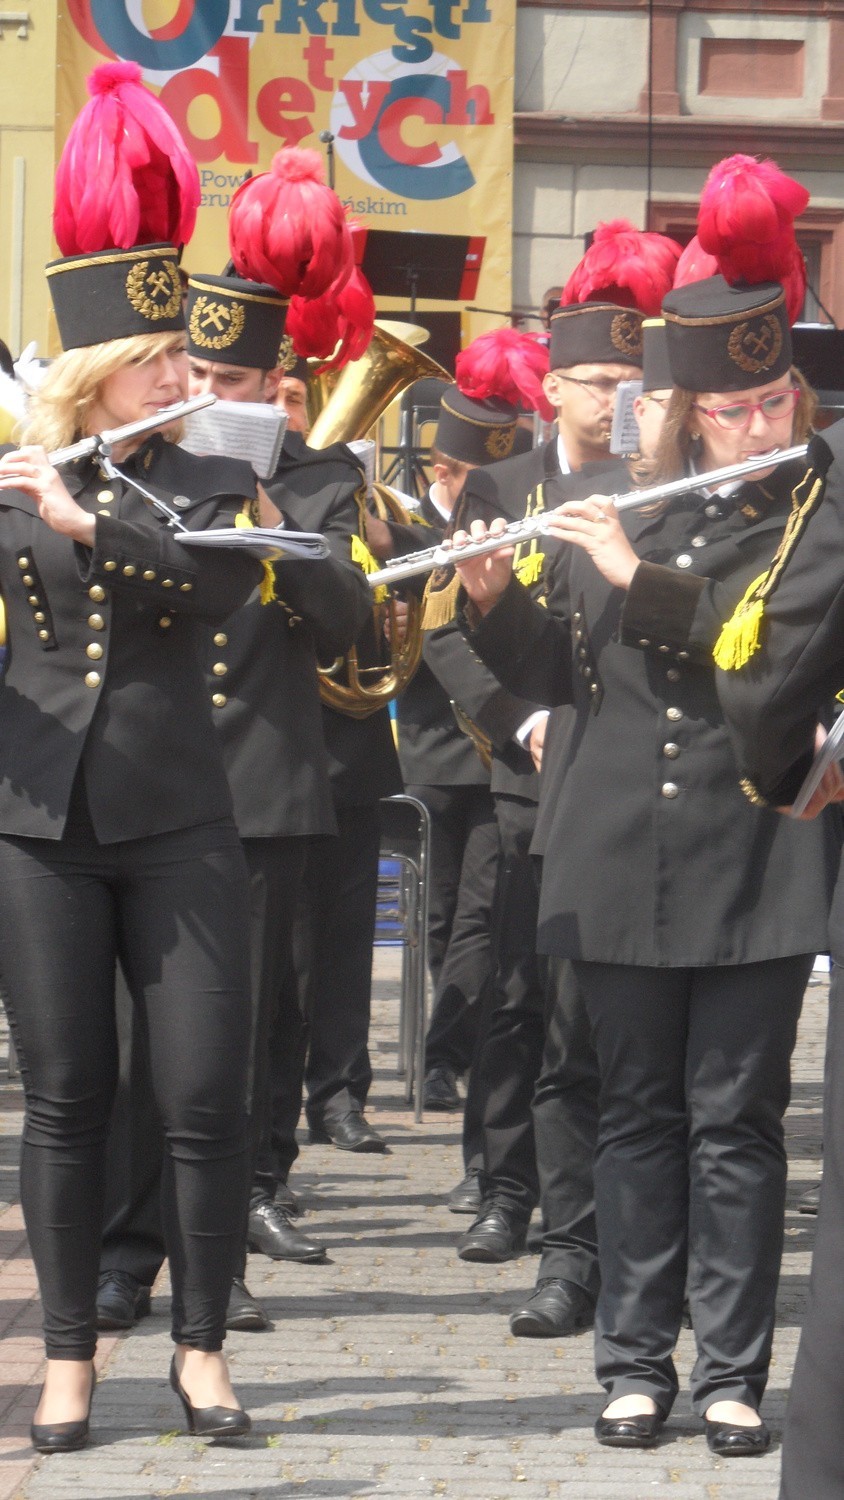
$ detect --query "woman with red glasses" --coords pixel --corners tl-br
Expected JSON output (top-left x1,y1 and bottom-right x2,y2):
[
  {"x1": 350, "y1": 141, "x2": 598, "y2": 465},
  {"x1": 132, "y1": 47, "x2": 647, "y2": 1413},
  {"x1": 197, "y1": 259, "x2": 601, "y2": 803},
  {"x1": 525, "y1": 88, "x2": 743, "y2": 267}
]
[{"x1": 450, "y1": 275, "x2": 840, "y2": 1457}]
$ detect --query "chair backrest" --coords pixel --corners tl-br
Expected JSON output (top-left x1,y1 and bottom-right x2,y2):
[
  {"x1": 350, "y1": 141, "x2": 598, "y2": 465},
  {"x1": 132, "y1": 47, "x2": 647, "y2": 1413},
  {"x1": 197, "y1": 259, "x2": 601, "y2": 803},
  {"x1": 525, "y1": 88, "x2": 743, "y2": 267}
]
[{"x1": 399, "y1": 376, "x2": 451, "y2": 454}]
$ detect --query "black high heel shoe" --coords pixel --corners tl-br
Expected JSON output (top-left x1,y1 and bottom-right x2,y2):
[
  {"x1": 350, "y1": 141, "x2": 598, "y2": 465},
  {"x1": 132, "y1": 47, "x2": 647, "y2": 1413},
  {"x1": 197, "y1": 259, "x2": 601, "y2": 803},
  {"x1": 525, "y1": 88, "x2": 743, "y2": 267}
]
[
  {"x1": 31, "y1": 1368, "x2": 96, "y2": 1454},
  {"x1": 169, "y1": 1355, "x2": 251, "y2": 1439}
]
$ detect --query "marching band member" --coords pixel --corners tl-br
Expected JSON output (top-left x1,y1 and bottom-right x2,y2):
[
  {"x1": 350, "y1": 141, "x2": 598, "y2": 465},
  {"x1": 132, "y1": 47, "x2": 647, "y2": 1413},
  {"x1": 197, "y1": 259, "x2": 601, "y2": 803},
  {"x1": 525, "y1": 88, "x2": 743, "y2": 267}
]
[
  {"x1": 96, "y1": 266, "x2": 371, "y2": 1335},
  {"x1": 0, "y1": 61, "x2": 264, "y2": 1446},
  {"x1": 451, "y1": 273, "x2": 839, "y2": 1453}
]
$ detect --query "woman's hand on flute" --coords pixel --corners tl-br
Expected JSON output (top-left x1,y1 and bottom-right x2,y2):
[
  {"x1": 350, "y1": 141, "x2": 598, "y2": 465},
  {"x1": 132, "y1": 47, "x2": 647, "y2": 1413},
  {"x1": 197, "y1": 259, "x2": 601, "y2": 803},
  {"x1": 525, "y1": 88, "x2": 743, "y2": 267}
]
[
  {"x1": 0, "y1": 446, "x2": 95, "y2": 546},
  {"x1": 544, "y1": 495, "x2": 639, "y2": 590},
  {"x1": 451, "y1": 517, "x2": 515, "y2": 617}
]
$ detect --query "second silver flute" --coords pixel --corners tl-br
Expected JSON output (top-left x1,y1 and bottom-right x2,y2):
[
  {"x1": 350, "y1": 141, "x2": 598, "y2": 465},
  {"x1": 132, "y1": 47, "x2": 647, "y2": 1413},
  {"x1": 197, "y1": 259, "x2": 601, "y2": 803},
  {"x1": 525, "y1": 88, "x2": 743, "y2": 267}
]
[{"x1": 366, "y1": 445, "x2": 809, "y2": 588}]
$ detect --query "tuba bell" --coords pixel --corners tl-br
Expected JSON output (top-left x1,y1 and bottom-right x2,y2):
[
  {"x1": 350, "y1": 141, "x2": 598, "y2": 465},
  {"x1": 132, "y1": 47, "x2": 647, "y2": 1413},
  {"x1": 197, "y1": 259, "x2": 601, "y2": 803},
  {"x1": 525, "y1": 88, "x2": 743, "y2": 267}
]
[{"x1": 307, "y1": 322, "x2": 451, "y2": 717}]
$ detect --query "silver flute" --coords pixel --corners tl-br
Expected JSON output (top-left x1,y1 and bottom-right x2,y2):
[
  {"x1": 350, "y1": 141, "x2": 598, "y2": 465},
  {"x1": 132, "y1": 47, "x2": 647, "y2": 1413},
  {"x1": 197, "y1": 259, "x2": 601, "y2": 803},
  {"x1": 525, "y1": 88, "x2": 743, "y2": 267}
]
[
  {"x1": 366, "y1": 445, "x2": 809, "y2": 587},
  {"x1": 47, "y1": 394, "x2": 217, "y2": 467}
]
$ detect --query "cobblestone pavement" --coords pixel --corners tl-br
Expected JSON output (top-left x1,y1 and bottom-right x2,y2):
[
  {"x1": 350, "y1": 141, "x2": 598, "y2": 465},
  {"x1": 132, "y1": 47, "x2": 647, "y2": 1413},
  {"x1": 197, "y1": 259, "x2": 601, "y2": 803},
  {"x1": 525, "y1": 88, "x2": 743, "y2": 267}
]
[{"x1": 0, "y1": 951, "x2": 827, "y2": 1500}]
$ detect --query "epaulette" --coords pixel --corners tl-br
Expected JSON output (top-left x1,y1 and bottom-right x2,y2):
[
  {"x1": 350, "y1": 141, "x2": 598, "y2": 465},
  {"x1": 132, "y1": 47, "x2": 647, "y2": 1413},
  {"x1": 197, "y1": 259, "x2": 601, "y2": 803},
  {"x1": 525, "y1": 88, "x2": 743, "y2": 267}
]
[{"x1": 713, "y1": 435, "x2": 833, "y2": 671}]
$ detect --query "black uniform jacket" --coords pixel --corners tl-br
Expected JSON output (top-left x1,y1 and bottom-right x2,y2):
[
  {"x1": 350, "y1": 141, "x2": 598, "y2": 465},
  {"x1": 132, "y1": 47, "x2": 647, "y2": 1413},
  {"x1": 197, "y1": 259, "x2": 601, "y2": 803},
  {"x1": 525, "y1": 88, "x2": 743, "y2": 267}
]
[
  {"x1": 0, "y1": 435, "x2": 261, "y2": 843},
  {"x1": 462, "y1": 457, "x2": 839, "y2": 966},
  {"x1": 294, "y1": 440, "x2": 403, "y2": 810},
  {"x1": 395, "y1": 492, "x2": 490, "y2": 788},
  {"x1": 715, "y1": 423, "x2": 844, "y2": 808},
  {"x1": 425, "y1": 440, "x2": 620, "y2": 804},
  {"x1": 196, "y1": 432, "x2": 371, "y2": 839}
]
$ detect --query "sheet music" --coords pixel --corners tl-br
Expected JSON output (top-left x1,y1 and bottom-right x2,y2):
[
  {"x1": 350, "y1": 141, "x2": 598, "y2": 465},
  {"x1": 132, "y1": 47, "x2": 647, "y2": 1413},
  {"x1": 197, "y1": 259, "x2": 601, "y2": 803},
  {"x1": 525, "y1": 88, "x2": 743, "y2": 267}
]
[
  {"x1": 790, "y1": 714, "x2": 844, "y2": 817},
  {"x1": 176, "y1": 528, "x2": 329, "y2": 563},
  {"x1": 610, "y1": 380, "x2": 643, "y2": 456},
  {"x1": 180, "y1": 401, "x2": 287, "y2": 479}
]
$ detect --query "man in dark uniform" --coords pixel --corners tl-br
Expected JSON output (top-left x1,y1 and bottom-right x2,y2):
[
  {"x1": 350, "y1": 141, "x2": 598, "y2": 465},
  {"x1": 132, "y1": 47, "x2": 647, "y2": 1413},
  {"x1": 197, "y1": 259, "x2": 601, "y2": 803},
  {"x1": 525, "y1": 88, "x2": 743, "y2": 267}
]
[
  {"x1": 97, "y1": 271, "x2": 371, "y2": 1332},
  {"x1": 387, "y1": 432, "x2": 499, "y2": 1119},
  {"x1": 429, "y1": 300, "x2": 643, "y2": 1295},
  {"x1": 715, "y1": 421, "x2": 844, "y2": 1498}
]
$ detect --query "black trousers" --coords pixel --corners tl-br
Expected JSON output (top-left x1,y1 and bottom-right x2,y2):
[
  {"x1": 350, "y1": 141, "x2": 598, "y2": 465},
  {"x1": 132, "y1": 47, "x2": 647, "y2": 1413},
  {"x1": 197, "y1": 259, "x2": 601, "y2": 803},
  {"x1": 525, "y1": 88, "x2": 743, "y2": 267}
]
[
  {"x1": 408, "y1": 782, "x2": 498, "y2": 1077},
  {"x1": 0, "y1": 814, "x2": 252, "y2": 1359},
  {"x1": 460, "y1": 794, "x2": 545, "y2": 1213},
  {"x1": 575, "y1": 955, "x2": 810, "y2": 1416},
  {"x1": 779, "y1": 961, "x2": 842, "y2": 1500},
  {"x1": 533, "y1": 957, "x2": 600, "y2": 1297},
  {"x1": 99, "y1": 837, "x2": 308, "y2": 1287}
]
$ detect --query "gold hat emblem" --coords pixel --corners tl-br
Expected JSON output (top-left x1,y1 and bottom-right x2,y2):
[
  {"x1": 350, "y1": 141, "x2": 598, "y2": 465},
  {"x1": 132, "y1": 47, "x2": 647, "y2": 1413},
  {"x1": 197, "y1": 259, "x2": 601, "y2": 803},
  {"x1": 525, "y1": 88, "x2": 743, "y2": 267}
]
[
  {"x1": 727, "y1": 315, "x2": 783, "y2": 375},
  {"x1": 485, "y1": 425, "x2": 516, "y2": 460},
  {"x1": 126, "y1": 259, "x2": 181, "y2": 321},
  {"x1": 189, "y1": 296, "x2": 246, "y2": 351},
  {"x1": 610, "y1": 311, "x2": 643, "y2": 360},
  {"x1": 278, "y1": 335, "x2": 297, "y2": 372}
]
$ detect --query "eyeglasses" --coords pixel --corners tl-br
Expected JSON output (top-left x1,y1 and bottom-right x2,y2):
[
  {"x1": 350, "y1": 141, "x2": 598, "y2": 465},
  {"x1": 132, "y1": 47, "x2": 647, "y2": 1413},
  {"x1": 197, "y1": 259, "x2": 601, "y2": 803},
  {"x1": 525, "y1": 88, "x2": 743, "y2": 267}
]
[
  {"x1": 692, "y1": 388, "x2": 801, "y2": 431},
  {"x1": 556, "y1": 375, "x2": 621, "y2": 401}
]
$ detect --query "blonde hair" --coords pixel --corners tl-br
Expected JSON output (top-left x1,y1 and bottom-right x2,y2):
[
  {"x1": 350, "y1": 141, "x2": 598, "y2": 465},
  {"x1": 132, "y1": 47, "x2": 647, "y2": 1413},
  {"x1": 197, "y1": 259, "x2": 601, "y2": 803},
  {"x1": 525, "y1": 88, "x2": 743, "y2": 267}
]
[
  {"x1": 646, "y1": 366, "x2": 817, "y2": 489},
  {"x1": 22, "y1": 331, "x2": 187, "y2": 453}
]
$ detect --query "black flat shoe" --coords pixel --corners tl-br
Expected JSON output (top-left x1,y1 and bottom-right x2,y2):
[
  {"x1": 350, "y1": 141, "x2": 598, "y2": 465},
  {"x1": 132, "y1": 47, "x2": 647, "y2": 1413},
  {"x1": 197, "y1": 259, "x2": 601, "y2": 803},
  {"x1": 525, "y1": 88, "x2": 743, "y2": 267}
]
[
  {"x1": 31, "y1": 1369, "x2": 96, "y2": 1454},
  {"x1": 595, "y1": 1409, "x2": 665, "y2": 1448},
  {"x1": 704, "y1": 1417, "x2": 770, "y2": 1456},
  {"x1": 169, "y1": 1356, "x2": 251, "y2": 1439},
  {"x1": 309, "y1": 1112, "x2": 387, "y2": 1153}
]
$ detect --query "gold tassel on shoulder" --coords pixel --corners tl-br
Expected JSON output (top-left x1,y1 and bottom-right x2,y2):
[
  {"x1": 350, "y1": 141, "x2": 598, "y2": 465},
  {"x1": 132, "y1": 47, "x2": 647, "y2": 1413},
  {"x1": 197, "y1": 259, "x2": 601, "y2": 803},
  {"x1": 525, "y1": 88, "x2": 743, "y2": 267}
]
[
  {"x1": 235, "y1": 508, "x2": 277, "y2": 604},
  {"x1": 421, "y1": 568, "x2": 461, "y2": 629},
  {"x1": 713, "y1": 466, "x2": 827, "y2": 671},
  {"x1": 712, "y1": 571, "x2": 767, "y2": 670}
]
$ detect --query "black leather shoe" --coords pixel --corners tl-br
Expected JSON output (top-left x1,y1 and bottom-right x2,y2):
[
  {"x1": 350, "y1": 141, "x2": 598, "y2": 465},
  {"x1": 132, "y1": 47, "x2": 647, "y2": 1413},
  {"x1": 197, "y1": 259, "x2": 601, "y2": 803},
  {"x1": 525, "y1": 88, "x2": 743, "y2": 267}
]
[
  {"x1": 509, "y1": 1278, "x2": 594, "y2": 1337},
  {"x1": 275, "y1": 1180, "x2": 302, "y2": 1216},
  {"x1": 423, "y1": 1064, "x2": 461, "y2": 1111},
  {"x1": 247, "y1": 1199, "x2": 327, "y2": 1262},
  {"x1": 309, "y1": 1112, "x2": 387, "y2": 1153},
  {"x1": 226, "y1": 1277, "x2": 269, "y2": 1332},
  {"x1": 595, "y1": 1410, "x2": 664, "y2": 1448},
  {"x1": 457, "y1": 1205, "x2": 528, "y2": 1263},
  {"x1": 704, "y1": 1418, "x2": 771, "y2": 1456},
  {"x1": 447, "y1": 1169, "x2": 483, "y2": 1215},
  {"x1": 169, "y1": 1357, "x2": 251, "y2": 1440},
  {"x1": 31, "y1": 1369, "x2": 96, "y2": 1454},
  {"x1": 96, "y1": 1270, "x2": 152, "y2": 1331},
  {"x1": 798, "y1": 1182, "x2": 821, "y2": 1215}
]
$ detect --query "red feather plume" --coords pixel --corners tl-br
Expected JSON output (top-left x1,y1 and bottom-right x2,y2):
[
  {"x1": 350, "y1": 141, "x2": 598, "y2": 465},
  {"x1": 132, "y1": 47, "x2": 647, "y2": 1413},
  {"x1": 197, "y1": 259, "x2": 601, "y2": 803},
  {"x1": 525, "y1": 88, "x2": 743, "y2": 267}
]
[
  {"x1": 562, "y1": 221, "x2": 682, "y2": 316},
  {"x1": 672, "y1": 234, "x2": 719, "y2": 290},
  {"x1": 456, "y1": 328, "x2": 553, "y2": 423},
  {"x1": 228, "y1": 149, "x2": 354, "y2": 300},
  {"x1": 285, "y1": 266, "x2": 376, "y2": 374},
  {"x1": 54, "y1": 61, "x2": 200, "y2": 254},
  {"x1": 694, "y1": 154, "x2": 808, "y2": 322}
]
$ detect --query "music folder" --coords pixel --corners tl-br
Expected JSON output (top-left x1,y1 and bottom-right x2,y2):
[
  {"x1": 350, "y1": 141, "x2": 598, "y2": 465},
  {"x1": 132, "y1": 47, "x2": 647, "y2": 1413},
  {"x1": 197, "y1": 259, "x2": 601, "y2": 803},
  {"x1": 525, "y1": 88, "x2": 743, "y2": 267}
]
[{"x1": 176, "y1": 529, "x2": 329, "y2": 563}]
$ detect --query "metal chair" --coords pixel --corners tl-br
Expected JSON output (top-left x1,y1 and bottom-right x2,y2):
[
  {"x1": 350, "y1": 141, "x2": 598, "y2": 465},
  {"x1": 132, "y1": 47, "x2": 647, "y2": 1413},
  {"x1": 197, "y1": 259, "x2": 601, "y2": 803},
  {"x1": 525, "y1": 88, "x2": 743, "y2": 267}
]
[
  {"x1": 379, "y1": 376, "x2": 451, "y2": 499},
  {"x1": 376, "y1": 794, "x2": 431, "y2": 1121}
]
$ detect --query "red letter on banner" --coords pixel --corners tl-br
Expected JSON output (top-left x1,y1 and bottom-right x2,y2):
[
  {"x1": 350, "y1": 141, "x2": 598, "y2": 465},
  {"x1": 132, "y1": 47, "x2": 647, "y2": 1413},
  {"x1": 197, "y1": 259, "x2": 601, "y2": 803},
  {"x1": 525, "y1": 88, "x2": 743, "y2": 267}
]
[
  {"x1": 378, "y1": 97, "x2": 444, "y2": 166},
  {"x1": 444, "y1": 71, "x2": 494, "y2": 126},
  {"x1": 159, "y1": 37, "x2": 258, "y2": 164},
  {"x1": 336, "y1": 81, "x2": 391, "y2": 139},
  {"x1": 256, "y1": 77, "x2": 316, "y2": 147}
]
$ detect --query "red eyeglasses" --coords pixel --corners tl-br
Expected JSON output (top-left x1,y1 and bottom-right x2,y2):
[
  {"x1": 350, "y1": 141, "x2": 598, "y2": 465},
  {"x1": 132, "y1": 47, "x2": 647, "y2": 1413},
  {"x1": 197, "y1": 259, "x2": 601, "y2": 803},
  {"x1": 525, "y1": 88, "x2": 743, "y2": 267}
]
[{"x1": 692, "y1": 388, "x2": 800, "y2": 431}]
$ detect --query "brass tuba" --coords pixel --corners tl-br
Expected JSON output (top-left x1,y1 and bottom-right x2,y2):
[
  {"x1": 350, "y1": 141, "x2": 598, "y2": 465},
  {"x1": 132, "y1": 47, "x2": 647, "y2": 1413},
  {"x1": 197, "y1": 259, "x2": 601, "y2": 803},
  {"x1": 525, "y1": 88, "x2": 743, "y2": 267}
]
[{"x1": 307, "y1": 322, "x2": 451, "y2": 717}]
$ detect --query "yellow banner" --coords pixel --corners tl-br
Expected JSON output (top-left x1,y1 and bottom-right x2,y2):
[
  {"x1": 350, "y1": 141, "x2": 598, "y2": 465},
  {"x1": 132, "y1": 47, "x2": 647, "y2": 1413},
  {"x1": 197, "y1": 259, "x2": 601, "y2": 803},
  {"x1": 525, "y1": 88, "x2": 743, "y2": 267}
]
[{"x1": 56, "y1": 3, "x2": 516, "y2": 345}]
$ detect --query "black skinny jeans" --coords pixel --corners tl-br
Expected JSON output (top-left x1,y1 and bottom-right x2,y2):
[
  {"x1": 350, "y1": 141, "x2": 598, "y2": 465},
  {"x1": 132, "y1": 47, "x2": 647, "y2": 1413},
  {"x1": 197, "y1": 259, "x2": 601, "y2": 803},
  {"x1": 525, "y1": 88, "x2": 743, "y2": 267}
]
[{"x1": 0, "y1": 804, "x2": 252, "y2": 1360}]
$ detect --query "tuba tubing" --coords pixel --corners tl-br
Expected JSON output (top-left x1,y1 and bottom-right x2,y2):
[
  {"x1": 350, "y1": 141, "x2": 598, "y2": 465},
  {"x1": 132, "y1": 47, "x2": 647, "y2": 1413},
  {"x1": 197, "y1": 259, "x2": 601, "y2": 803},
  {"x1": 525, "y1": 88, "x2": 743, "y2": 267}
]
[{"x1": 307, "y1": 324, "x2": 451, "y2": 717}]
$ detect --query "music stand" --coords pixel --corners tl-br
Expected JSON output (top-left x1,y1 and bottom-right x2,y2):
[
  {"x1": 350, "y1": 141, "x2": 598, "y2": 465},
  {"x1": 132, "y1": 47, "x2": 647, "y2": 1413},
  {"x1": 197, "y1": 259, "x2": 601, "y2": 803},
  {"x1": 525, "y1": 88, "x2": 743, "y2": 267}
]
[{"x1": 357, "y1": 230, "x2": 484, "y2": 319}]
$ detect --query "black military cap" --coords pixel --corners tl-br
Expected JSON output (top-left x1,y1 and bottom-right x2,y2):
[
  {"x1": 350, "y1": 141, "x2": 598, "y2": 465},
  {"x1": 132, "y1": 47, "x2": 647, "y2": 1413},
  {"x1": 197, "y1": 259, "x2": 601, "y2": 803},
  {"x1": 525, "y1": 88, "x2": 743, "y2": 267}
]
[
  {"x1": 186, "y1": 273, "x2": 287, "y2": 370},
  {"x1": 277, "y1": 335, "x2": 310, "y2": 384},
  {"x1": 46, "y1": 243, "x2": 185, "y2": 351},
  {"x1": 549, "y1": 302, "x2": 644, "y2": 371},
  {"x1": 662, "y1": 275, "x2": 792, "y2": 392},
  {"x1": 641, "y1": 318, "x2": 673, "y2": 393},
  {"x1": 435, "y1": 386, "x2": 519, "y2": 466}
]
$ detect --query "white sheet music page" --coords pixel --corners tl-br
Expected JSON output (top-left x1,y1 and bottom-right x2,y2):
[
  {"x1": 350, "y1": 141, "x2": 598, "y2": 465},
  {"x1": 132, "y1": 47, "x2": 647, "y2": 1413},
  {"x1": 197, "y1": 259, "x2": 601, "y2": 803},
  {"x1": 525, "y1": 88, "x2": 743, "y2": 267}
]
[{"x1": 180, "y1": 401, "x2": 287, "y2": 479}]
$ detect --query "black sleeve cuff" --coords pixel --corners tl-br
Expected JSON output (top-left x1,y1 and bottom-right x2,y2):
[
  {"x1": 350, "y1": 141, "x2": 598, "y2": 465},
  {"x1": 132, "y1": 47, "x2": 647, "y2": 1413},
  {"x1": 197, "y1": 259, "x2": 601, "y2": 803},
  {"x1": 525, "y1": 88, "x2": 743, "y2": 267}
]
[{"x1": 620, "y1": 561, "x2": 707, "y2": 651}]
